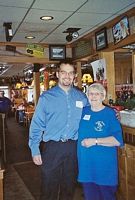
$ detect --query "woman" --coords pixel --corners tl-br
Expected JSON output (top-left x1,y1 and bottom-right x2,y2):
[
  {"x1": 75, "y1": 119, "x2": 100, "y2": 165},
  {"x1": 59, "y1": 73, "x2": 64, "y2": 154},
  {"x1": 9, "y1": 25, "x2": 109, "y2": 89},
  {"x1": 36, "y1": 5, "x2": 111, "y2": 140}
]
[{"x1": 77, "y1": 83, "x2": 124, "y2": 200}]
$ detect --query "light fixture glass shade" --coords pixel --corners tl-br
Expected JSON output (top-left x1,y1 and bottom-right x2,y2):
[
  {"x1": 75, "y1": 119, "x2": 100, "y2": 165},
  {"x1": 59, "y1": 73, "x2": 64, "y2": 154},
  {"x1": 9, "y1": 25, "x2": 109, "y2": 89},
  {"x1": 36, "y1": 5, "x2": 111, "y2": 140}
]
[
  {"x1": 72, "y1": 32, "x2": 79, "y2": 39},
  {"x1": 8, "y1": 29, "x2": 13, "y2": 36},
  {"x1": 3, "y1": 22, "x2": 13, "y2": 41}
]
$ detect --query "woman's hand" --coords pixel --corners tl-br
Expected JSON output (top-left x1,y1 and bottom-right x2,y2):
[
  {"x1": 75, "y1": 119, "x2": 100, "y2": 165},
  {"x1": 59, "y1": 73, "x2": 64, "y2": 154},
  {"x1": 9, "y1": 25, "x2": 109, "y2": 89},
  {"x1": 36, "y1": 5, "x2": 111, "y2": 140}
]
[{"x1": 81, "y1": 138, "x2": 96, "y2": 148}]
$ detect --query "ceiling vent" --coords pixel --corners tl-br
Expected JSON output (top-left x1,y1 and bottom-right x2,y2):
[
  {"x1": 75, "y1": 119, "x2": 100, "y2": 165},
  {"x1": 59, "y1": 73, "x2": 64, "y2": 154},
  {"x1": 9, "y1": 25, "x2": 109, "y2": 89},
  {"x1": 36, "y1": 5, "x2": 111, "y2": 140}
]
[{"x1": 6, "y1": 45, "x2": 16, "y2": 52}]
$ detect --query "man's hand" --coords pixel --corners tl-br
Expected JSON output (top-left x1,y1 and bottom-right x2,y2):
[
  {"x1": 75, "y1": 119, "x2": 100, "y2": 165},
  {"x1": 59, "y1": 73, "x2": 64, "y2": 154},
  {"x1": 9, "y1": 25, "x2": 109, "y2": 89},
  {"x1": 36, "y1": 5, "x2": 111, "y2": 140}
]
[
  {"x1": 32, "y1": 155, "x2": 42, "y2": 165},
  {"x1": 115, "y1": 109, "x2": 121, "y2": 121}
]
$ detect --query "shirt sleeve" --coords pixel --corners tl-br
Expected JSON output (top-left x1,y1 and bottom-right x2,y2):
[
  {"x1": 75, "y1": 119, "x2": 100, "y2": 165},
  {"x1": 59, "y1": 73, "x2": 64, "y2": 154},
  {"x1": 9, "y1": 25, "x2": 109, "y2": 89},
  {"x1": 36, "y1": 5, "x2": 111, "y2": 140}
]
[
  {"x1": 109, "y1": 109, "x2": 124, "y2": 147},
  {"x1": 29, "y1": 95, "x2": 47, "y2": 156}
]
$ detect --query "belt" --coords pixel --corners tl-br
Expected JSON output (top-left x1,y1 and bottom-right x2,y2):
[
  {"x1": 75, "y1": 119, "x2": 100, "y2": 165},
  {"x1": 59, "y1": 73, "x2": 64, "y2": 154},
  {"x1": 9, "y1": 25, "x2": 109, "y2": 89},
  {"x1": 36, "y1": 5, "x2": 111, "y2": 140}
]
[
  {"x1": 44, "y1": 139, "x2": 76, "y2": 144},
  {"x1": 60, "y1": 138, "x2": 70, "y2": 142}
]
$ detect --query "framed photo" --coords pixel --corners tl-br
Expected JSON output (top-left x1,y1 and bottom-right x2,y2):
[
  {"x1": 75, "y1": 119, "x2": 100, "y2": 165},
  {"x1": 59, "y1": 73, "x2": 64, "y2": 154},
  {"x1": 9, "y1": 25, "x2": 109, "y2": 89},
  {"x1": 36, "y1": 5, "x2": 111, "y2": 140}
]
[
  {"x1": 95, "y1": 28, "x2": 108, "y2": 51},
  {"x1": 112, "y1": 16, "x2": 130, "y2": 44},
  {"x1": 49, "y1": 45, "x2": 66, "y2": 60}
]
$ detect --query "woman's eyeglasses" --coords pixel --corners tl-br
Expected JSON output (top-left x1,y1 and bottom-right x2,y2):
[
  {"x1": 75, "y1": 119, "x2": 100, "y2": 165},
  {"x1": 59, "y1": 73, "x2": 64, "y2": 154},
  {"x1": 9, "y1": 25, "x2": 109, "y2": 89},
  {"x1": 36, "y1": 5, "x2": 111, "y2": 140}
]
[{"x1": 88, "y1": 92, "x2": 102, "y2": 96}]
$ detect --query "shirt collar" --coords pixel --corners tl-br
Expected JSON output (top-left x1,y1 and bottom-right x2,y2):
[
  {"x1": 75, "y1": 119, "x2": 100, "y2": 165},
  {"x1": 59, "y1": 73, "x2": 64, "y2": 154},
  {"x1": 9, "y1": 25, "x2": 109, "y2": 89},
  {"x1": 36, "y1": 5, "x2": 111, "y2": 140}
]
[{"x1": 56, "y1": 85, "x2": 73, "y2": 94}]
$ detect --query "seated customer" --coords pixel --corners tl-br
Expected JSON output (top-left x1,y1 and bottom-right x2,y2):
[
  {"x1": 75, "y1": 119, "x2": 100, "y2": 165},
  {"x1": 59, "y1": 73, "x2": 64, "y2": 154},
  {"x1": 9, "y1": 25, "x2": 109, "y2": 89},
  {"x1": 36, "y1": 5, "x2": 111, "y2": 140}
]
[{"x1": 17, "y1": 98, "x2": 27, "y2": 124}]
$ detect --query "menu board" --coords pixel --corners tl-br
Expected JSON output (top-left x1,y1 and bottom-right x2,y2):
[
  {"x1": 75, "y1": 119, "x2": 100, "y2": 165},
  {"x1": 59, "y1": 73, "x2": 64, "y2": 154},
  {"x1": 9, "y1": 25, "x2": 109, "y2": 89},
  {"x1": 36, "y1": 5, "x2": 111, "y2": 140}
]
[{"x1": 72, "y1": 39, "x2": 93, "y2": 59}]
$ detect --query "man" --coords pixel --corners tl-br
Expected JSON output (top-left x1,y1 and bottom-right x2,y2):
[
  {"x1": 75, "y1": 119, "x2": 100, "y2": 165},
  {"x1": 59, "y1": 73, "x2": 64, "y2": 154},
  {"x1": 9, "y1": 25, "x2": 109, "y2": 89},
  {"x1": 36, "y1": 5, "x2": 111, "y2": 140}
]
[
  {"x1": 0, "y1": 90, "x2": 12, "y2": 127},
  {"x1": 0, "y1": 91, "x2": 11, "y2": 113},
  {"x1": 29, "y1": 60, "x2": 88, "y2": 200}
]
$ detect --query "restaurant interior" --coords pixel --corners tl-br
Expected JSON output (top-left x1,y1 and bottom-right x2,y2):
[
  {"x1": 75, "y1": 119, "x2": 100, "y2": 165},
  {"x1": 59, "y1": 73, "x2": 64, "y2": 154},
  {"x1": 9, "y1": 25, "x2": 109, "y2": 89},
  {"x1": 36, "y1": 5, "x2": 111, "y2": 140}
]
[{"x1": 0, "y1": 1, "x2": 135, "y2": 200}]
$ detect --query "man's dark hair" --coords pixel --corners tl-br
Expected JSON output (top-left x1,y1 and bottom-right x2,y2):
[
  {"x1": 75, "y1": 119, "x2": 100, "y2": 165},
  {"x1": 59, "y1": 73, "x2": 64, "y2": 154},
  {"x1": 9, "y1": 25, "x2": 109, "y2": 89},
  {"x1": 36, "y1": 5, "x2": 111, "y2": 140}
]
[
  {"x1": 59, "y1": 58, "x2": 73, "y2": 66},
  {"x1": 56, "y1": 58, "x2": 76, "y2": 72}
]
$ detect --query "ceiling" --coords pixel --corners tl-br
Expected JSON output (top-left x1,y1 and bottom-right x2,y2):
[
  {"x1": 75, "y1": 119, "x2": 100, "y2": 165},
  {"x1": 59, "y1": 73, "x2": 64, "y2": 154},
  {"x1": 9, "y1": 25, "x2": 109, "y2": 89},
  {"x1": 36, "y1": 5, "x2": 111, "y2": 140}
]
[{"x1": 0, "y1": 0, "x2": 135, "y2": 77}]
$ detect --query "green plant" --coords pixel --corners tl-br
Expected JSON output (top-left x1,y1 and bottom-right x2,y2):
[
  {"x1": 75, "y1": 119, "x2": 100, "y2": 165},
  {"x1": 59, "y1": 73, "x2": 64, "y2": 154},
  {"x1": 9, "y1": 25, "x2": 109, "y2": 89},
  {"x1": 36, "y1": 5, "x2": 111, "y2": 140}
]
[{"x1": 115, "y1": 96, "x2": 135, "y2": 110}]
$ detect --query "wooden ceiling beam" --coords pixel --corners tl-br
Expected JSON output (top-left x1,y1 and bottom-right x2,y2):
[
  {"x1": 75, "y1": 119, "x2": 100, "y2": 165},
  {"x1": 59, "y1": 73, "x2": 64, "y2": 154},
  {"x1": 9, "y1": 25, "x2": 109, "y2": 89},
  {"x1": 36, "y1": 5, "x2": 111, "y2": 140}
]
[
  {"x1": 0, "y1": 55, "x2": 59, "y2": 64},
  {"x1": 0, "y1": 42, "x2": 49, "y2": 48}
]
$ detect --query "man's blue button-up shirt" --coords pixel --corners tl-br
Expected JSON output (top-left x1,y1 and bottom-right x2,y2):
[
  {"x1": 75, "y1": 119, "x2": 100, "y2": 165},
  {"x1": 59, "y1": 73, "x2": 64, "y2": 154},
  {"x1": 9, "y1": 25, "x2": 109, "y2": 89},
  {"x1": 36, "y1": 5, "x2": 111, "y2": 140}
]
[{"x1": 29, "y1": 85, "x2": 88, "y2": 156}]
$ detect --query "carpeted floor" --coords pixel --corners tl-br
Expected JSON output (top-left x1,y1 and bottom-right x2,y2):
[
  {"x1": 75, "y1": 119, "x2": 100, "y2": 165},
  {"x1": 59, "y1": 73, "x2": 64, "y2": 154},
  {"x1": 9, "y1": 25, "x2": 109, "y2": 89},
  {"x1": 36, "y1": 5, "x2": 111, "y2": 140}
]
[
  {"x1": 4, "y1": 116, "x2": 84, "y2": 200},
  {"x1": 4, "y1": 164, "x2": 35, "y2": 200},
  {"x1": 5, "y1": 117, "x2": 31, "y2": 165},
  {"x1": 13, "y1": 161, "x2": 84, "y2": 200},
  {"x1": 14, "y1": 161, "x2": 41, "y2": 200}
]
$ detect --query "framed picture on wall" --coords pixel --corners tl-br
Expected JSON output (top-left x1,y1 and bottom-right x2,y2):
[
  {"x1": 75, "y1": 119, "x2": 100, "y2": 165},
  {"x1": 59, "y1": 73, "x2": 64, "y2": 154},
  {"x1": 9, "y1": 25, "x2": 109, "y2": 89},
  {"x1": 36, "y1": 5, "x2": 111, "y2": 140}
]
[
  {"x1": 49, "y1": 45, "x2": 66, "y2": 60},
  {"x1": 112, "y1": 16, "x2": 130, "y2": 44},
  {"x1": 95, "y1": 28, "x2": 108, "y2": 51}
]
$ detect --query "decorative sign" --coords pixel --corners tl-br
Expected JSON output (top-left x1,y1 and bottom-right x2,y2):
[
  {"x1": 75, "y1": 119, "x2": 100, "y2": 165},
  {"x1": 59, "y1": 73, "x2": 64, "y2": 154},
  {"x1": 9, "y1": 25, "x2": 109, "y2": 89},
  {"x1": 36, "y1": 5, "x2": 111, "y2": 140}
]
[
  {"x1": 26, "y1": 44, "x2": 44, "y2": 58},
  {"x1": 72, "y1": 39, "x2": 93, "y2": 59},
  {"x1": 91, "y1": 58, "x2": 106, "y2": 81},
  {"x1": 91, "y1": 58, "x2": 107, "y2": 87}
]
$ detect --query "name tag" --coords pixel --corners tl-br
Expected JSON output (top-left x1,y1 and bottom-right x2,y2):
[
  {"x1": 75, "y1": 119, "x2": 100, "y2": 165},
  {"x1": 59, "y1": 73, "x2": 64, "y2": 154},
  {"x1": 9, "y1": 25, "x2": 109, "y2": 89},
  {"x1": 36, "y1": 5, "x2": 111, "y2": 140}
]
[
  {"x1": 76, "y1": 101, "x2": 83, "y2": 108},
  {"x1": 83, "y1": 115, "x2": 91, "y2": 120}
]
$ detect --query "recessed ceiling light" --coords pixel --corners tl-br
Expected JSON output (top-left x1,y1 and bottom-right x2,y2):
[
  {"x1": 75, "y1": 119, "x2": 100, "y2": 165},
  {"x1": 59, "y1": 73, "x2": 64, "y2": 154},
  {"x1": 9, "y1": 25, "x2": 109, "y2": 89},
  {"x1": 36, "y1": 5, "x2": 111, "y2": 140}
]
[
  {"x1": 25, "y1": 36, "x2": 35, "y2": 39},
  {"x1": 40, "y1": 16, "x2": 54, "y2": 21}
]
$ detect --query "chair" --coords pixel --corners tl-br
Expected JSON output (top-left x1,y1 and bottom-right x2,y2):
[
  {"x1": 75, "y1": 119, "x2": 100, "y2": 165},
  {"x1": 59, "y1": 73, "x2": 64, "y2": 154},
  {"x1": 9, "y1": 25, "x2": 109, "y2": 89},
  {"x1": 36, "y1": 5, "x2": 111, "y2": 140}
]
[{"x1": 23, "y1": 106, "x2": 35, "y2": 127}]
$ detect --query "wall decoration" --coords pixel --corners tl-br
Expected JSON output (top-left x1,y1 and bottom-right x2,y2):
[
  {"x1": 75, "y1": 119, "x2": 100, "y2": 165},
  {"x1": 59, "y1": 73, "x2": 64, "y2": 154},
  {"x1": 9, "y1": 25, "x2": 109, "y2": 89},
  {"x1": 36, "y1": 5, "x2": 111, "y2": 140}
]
[
  {"x1": 49, "y1": 45, "x2": 66, "y2": 60},
  {"x1": 95, "y1": 28, "x2": 108, "y2": 51},
  {"x1": 112, "y1": 16, "x2": 130, "y2": 44},
  {"x1": 72, "y1": 39, "x2": 93, "y2": 59},
  {"x1": 91, "y1": 58, "x2": 107, "y2": 88}
]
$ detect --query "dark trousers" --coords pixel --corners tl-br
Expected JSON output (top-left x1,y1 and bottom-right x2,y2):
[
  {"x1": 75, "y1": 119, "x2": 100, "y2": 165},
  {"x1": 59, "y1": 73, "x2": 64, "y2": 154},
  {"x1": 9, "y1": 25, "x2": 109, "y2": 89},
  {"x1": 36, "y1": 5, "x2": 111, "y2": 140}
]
[
  {"x1": 82, "y1": 182, "x2": 117, "y2": 200},
  {"x1": 40, "y1": 140, "x2": 78, "y2": 200}
]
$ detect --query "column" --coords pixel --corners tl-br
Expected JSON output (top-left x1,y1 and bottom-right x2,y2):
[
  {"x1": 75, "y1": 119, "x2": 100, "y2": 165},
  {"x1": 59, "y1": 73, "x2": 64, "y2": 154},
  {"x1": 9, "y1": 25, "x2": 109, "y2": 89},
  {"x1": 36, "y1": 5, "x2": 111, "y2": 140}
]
[
  {"x1": 132, "y1": 52, "x2": 135, "y2": 94},
  {"x1": 33, "y1": 63, "x2": 41, "y2": 106},
  {"x1": 76, "y1": 61, "x2": 82, "y2": 89},
  {"x1": 0, "y1": 169, "x2": 4, "y2": 200},
  {"x1": 99, "y1": 52, "x2": 115, "y2": 103}
]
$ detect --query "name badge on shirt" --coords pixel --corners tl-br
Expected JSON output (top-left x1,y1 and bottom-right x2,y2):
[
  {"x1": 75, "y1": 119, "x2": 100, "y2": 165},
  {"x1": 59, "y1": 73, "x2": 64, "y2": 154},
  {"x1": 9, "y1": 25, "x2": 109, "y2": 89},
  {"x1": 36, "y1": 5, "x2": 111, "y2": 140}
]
[
  {"x1": 76, "y1": 101, "x2": 83, "y2": 108},
  {"x1": 83, "y1": 115, "x2": 91, "y2": 120}
]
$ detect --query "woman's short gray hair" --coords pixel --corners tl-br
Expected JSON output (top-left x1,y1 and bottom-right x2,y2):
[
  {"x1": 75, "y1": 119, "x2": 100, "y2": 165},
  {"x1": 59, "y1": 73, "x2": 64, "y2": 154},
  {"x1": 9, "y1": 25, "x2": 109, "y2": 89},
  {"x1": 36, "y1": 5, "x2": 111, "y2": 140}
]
[{"x1": 87, "y1": 83, "x2": 106, "y2": 100}]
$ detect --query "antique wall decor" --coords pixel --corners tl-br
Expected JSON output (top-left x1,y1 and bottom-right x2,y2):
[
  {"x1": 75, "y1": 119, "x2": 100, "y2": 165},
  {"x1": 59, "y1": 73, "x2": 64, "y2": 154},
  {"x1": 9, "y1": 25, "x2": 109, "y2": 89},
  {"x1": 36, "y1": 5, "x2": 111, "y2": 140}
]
[{"x1": 95, "y1": 28, "x2": 108, "y2": 51}]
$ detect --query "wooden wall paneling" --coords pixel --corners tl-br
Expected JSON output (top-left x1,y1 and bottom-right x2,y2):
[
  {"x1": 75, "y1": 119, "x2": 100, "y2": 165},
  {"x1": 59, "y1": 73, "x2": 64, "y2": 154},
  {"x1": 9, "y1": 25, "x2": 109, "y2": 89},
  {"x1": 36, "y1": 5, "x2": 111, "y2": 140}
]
[
  {"x1": 117, "y1": 147, "x2": 127, "y2": 200},
  {"x1": 100, "y1": 52, "x2": 115, "y2": 102},
  {"x1": 115, "y1": 54, "x2": 132, "y2": 84},
  {"x1": 126, "y1": 144, "x2": 135, "y2": 200},
  {"x1": 0, "y1": 169, "x2": 4, "y2": 200},
  {"x1": 117, "y1": 127, "x2": 135, "y2": 200},
  {"x1": 132, "y1": 52, "x2": 135, "y2": 94}
]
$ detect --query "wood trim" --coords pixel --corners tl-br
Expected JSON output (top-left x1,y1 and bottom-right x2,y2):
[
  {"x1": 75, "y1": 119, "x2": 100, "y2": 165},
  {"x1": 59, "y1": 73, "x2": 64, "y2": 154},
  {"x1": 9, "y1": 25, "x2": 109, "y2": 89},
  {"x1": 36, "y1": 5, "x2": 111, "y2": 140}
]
[
  {"x1": 0, "y1": 55, "x2": 59, "y2": 64},
  {"x1": 122, "y1": 125, "x2": 135, "y2": 136},
  {"x1": 0, "y1": 169, "x2": 4, "y2": 200}
]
